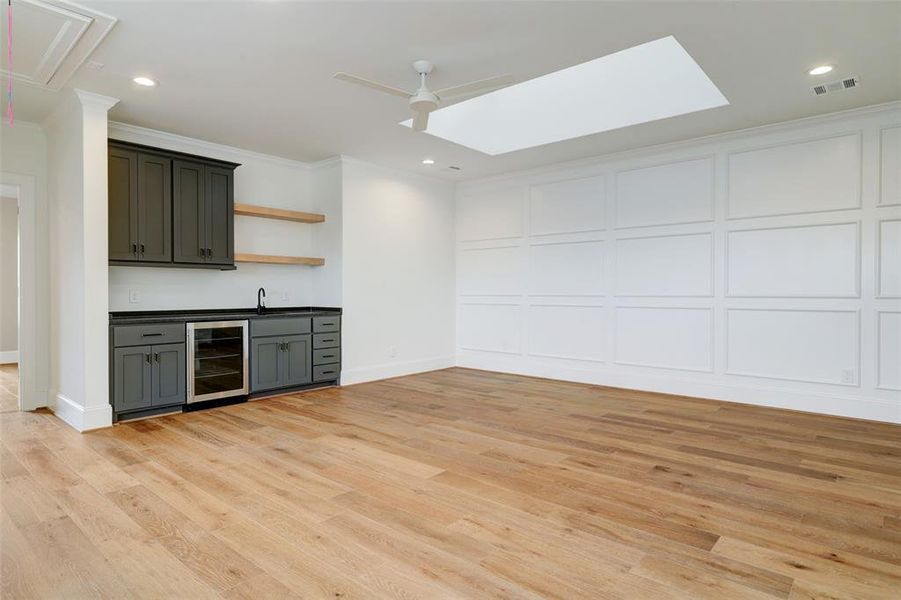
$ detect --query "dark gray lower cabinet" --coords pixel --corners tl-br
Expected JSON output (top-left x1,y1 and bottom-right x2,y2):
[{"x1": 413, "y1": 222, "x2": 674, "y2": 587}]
[
  {"x1": 113, "y1": 345, "x2": 152, "y2": 413},
  {"x1": 152, "y1": 343, "x2": 186, "y2": 406},
  {"x1": 112, "y1": 325, "x2": 186, "y2": 418},
  {"x1": 251, "y1": 334, "x2": 311, "y2": 392},
  {"x1": 283, "y1": 335, "x2": 312, "y2": 387}
]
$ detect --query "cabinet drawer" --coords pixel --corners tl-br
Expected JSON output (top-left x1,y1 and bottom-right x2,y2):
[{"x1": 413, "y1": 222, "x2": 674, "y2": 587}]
[
  {"x1": 251, "y1": 317, "x2": 311, "y2": 337},
  {"x1": 313, "y1": 364, "x2": 340, "y2": 382},
  {"x1": 113, "y1": 323, "x2": 185, "y2": 347},
  {"x1": 313, "y1": 348, "x2": 340, "y2": 366},
  {"x1": 313, "y1": 316, "x2": 341, "y2": 333},
  {"x1": 313, "y1": 333, "x2": 340, "y2": 349}
]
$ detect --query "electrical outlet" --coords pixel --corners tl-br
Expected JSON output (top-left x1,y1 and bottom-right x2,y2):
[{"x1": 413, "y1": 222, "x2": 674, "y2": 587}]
[
  {"x1": 128, "y1": 290, "x2": 140, "y2": 304},
  {"x1": 281, "y1": 290, "x2": 289, "y2": 301},
  {"x1": 841, "y1": 369, "x2": 856, "y2": 384},
  {"x1": 389, "y1": 346, "x2": 398, "y2": 359}
]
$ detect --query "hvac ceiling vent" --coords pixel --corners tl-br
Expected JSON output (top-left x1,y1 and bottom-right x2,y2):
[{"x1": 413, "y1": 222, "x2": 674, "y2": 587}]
[{"x1": 812, "y1": 76, "x2": 860, "y2": 96}]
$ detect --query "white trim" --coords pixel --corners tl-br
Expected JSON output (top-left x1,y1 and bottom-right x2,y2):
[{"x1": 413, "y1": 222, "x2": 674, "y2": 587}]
[
  {"x1": 51, "y1": 392, "x2": 113, "y2": 432},
  {"x1": 0, "y1": 351, "x2": 18, "y2": 364},
  {"x1": 455, "y1": 355, "x2": 901, "y2": 424},
  {"x1": 340, "y1": 355, "x2": 456, "y2": 386}
]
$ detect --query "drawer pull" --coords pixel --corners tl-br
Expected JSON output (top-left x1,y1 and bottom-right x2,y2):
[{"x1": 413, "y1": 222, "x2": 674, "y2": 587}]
[
  {"x1": 321, "y1": 370, "x2": 335, "y2": 375},
  {"x1": 142, "y1": 332, "x2": 164, "y2": 337},
  {"x1": 322, "y1": 354, "x2": 335, "y2": 359}
]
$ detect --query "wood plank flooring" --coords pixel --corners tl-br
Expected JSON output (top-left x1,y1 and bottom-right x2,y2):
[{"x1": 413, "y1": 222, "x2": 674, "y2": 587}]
[
  {"x1": 0, "y1": 364, "x2": 17, "y2": 413},
  {"x1": 2, "y1": 367, "x2": 900, "y2": 599}
]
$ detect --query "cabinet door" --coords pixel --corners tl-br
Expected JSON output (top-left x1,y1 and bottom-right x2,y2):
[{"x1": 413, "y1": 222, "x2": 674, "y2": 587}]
[
  {"x1": 138, "y1": 153, "x2": 172, "y2": 263},
  {"x1": 173, "y1": 160, "x2": 206, "y2": 264},
  {"x1": 113, "y1": 345, "x2": 152, "y2": 413},
  {"x1": 251, "y1": 337, "x2": 283, "y2": 392},
  {"x1": 151, "y1": 343, "x2": 185, "y2": 407},
  {"x1": 282, "y1": 334, "x2": 312, "y2": 387},
  {"x1": 108, "y1": 147, "x2": 138, "y2": 261},
  {"x1": 204, "y1": 166, "x2": 234, "y2": 265}
]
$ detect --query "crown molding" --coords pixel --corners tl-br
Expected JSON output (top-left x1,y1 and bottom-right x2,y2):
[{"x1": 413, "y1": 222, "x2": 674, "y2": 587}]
[
  {"x1": 107, "y1": 121, "x2": 315, "y2": 169},
  {"x1": 75, "y1": 89, "x2": 119, "y2": 112},
  {"x1": 458, "y1": 100, "x2": 901, "y2": 189}
]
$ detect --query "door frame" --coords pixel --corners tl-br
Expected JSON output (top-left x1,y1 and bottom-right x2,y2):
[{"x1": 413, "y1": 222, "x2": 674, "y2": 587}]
[{"x1": 1, "y1": 173, "x2": 47, "y2": 410}]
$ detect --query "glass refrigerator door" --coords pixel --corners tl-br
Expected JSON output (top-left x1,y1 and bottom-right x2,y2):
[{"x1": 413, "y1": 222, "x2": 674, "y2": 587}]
[{"x1": 192, "y1": 325, "x2": 245, "y2": 397}]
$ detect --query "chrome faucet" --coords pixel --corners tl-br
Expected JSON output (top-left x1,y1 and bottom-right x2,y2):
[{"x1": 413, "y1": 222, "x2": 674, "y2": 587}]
[{"x1": 257, "y1": 287, "x2": 266, "y2": 315}]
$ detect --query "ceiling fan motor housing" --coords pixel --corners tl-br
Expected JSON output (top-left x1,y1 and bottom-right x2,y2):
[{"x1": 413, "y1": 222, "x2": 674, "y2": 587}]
[{"x1": 409, "y1": 89, "x2": 439, "y2": 112}]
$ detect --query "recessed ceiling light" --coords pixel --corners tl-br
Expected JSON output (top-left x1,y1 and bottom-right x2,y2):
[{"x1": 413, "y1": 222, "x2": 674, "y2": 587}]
[
  {"x1": 133, "y1": 76, "x2": 157, "y2": 87},
  {"x1": 809, "y1": 65, "x2": 834, "y2": 76},
  {"x1": 421, "y1": 158, "x2": 435, "y2": 165},
  {"x1": 402, "y1": 36, "x2": 728, "y2": 155}
]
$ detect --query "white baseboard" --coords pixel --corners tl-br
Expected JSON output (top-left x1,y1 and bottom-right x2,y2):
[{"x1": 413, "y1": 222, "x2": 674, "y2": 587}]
[
  {"x1": 341, "y1": 355, "x2": 456, "y2": 386},
  {"x1": 0, "y1": 350, "x2": 18, "y2": 364},
  {"x1": 51, "y1": 392, "x2": 113, "y2": 432},
  {"x1": 456, "y1": 354, "x2": 901, "y2": 424}
]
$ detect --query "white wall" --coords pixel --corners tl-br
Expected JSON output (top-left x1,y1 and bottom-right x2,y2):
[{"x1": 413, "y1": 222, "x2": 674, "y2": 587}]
[
  {"x1": 107, "y1": 123, "x2": 339, "y2": 312},
  {"x1": 456, "y1": 104, "x2": 901, "y2": 423},
  {"x1": 341, "y1": 158, "x2": 456, "y2": 384}
]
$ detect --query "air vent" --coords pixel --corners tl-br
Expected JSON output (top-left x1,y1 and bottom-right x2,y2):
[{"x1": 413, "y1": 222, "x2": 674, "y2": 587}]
[{"x1": 812, "y1": 76, "x2": 860, "y2": 96}]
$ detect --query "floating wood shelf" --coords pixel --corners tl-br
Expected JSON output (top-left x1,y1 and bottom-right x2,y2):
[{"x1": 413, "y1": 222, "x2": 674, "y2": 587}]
[
  {"x1": 234, "y1": 203, "x2": 325, "y2": 223},
  {"x1": 234, "y1": 253, "x2": 325, "y2": 266}
]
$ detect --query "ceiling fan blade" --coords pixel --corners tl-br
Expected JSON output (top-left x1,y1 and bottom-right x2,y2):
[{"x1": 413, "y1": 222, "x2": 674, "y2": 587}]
[
  {"x1": 435, "y1": 74, "x2": 514, "y2": 99},
  {"x1": 412, "y1": 110, "x2": 429, "y2": 132},
  {"x1": 333, "y1": 72, "x2": 411, "y2": 98}
]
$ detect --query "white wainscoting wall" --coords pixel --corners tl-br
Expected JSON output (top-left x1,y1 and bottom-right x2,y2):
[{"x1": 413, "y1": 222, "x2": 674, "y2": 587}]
[{"x1": 456, "y1": 104, "x2": 901, "y2": 423}]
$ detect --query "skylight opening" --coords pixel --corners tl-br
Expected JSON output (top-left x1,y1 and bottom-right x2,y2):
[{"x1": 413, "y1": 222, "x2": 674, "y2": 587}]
[{"x1": 402, "y1": 36, "x2": 729, "y2": 155}]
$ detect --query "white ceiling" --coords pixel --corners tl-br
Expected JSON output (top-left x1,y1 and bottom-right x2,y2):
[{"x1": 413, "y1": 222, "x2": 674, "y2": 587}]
[{"x1": 8, "y1": 1, "x2": 901, "y2": 181}]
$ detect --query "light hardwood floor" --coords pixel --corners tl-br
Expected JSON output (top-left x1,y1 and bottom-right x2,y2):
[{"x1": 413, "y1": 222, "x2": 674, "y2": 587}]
[
  {"x1": 1, "y1": 367, "x2": 900, "y2": 599},
  {"x1": 0, "y1": 364, "x2": 17, "y2": 413}
]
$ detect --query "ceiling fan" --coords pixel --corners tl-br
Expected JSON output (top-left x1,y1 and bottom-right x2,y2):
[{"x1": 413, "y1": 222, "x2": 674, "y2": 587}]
[{"x1": 334, "y1": 60, "x2": 513, "y2": 132}]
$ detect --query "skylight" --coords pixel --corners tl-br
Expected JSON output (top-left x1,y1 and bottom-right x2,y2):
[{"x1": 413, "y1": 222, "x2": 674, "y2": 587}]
[{"x1": 403, "y1": 36, "x2": 729, "y2": 155}]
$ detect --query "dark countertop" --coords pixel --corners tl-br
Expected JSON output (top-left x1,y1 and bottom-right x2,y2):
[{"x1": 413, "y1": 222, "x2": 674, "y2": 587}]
[{"x1": 109, "y1": 306, "x2": 341, "y2": 325}]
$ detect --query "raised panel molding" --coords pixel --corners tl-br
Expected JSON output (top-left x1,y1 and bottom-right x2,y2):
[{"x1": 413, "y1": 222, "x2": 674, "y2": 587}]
[
  {"x1": 528, "y1": 240, "x2": 604, "y2": 296},
  {"x1": 877, "y1": 219, "x2": 901, "y2": 298},
  {"x1": 727, "y1": 133, "x2": 862, "y2": 219},
  {"x1": 527, "y1": 304, "x2": 606, "y2": 362},
  {"x1": 457, "y1": 186, "x2": 523, "y2": 242},
  {"x1": 614, "y1": 156, "x2": 714, "y2": 229},
  {"x1": 726, "y1": 308, "x2": 860, "y2": 386},
  {"x1": 459, "y1": 303, "x2": 521, "y2": 355},
  {"x1": 614, "y1": 232, "x2": 713, "y2": 297},
  {"x1": 614, "y1": 306, "x2": 713, "y2": 372},
  {"x1": 880, "y1": 126, "x2": 901, "y2": 207},
  {"x1": 458, "y1": 246, "x2": 522, "y2": 296},
  {"x1": 726, "y1": 222, "x2": 860, "y2": 298},
  {"x1": 877, "y1": 311, "x2": 901, "y2": 391},
  {"x1": 529, "y1": 175, "x2": 605, "y2": 236}
]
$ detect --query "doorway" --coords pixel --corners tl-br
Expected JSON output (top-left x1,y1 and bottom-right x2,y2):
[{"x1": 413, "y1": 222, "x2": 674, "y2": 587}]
[
  {"x1": 0, "y1": 187, "x2": 19, "y2": 411},
  {"x1": 0, "y1": 174, "x2": 44, "y2": 412}
]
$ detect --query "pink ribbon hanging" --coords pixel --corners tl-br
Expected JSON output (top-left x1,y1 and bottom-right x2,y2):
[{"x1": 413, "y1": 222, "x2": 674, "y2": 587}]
[{"x1": 6, "y1": 0, "x2": 12, "y2": 125}]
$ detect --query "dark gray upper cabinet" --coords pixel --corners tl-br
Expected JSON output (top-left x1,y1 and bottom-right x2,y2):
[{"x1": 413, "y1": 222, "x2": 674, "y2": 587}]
[
  {"x1": 108, "y1": 140, "x2": 238, "y2": 270},
  {"x1": 173, "y1": 160, "x2": 206, "y2": 264},
  {"x1": 205, "y1": 166, "x2": 234, "y2": 265},
  {"x1": 108, "y1": 147, "x2": 138, "y2": 261},
  {"x1": 138, "y1": 153, "x2": 172, "y2": 263}
]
